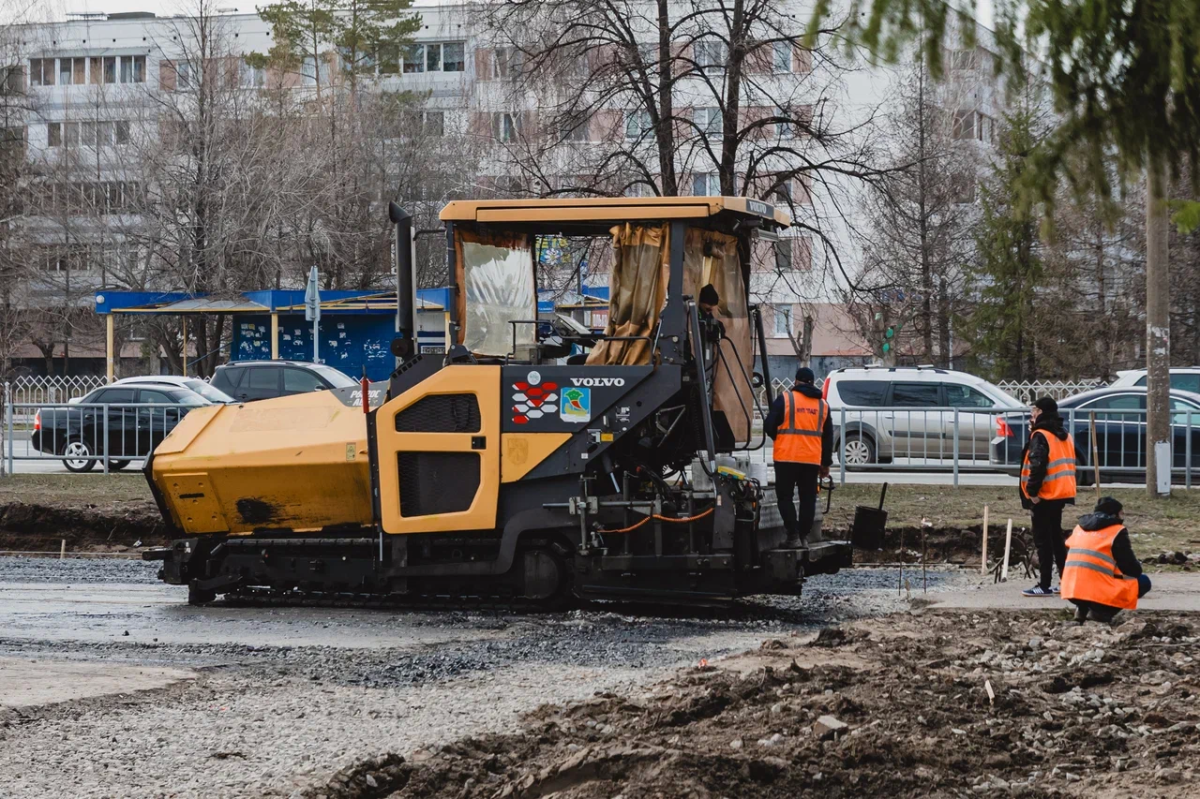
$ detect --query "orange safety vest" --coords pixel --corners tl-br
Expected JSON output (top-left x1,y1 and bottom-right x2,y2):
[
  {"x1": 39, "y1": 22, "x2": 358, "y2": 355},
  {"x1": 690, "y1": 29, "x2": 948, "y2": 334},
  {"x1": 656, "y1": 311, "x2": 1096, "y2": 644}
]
[
  {"x1": 1062, "y1": 524, "x2": 1140, "y2": 610},
  {"x1": 1021, "y1": 429, "x2": 1077, "y2": 501},
  {"x1": 775, "y1": 390, "x2": 828, "y2": 465}
]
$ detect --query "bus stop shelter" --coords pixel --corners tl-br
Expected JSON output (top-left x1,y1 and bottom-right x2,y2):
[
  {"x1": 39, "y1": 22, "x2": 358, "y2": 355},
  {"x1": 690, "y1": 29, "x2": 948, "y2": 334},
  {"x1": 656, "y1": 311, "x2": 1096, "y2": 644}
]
[{"x1": 94, "y1": 288, "x2": 450, "y2": 382}]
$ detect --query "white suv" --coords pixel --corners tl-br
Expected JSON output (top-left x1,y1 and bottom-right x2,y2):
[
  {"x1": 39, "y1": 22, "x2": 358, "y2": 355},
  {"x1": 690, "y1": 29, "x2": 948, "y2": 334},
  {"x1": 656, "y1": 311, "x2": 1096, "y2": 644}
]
[
  {"x1": 821, "y1": 366, "x2": 1024, "y2": 464},
  {"x1": 1110, "y1": 368, "x2": 1200, "y2": 394}
]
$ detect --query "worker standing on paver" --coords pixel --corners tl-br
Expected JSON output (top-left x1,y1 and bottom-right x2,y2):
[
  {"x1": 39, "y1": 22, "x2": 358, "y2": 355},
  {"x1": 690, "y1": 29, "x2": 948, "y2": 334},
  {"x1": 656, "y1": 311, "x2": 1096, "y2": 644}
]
[
  {"x1": 1020, "y1": 397, "x2": 1077, "y2": 597},
  {"x1": 766, "y1": 367, "x2": 832, "y2": 549},
  {"x1": 1063, "y1": 497, "x2": 1151, "y2": 623}
]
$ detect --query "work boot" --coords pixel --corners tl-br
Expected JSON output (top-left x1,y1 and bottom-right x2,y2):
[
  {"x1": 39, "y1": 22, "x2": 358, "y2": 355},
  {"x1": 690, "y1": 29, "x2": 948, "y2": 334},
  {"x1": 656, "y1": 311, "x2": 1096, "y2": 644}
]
[
  {"x1": 1073, "y1": 605, "x2": 1089, "y2": 623},
  {"x1": 1089, "y1": 606, "x2": 1118, "y2": 625},
  {"x1": 782, "y1": 531, "x2": 805, "y2": 549}
]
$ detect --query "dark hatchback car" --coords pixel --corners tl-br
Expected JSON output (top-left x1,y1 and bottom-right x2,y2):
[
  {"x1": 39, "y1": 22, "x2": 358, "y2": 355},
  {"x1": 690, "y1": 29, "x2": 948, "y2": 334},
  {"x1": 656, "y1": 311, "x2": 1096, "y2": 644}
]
[
  {"x1": 31, "y1": 383, "x2": 211, "y2": 472},
  {"x1": 990, "y1": 387, "x2": 1200, "y2": 483},
  {"x1": 210, "y1": 361, "x2": 358, "y2": 402}
]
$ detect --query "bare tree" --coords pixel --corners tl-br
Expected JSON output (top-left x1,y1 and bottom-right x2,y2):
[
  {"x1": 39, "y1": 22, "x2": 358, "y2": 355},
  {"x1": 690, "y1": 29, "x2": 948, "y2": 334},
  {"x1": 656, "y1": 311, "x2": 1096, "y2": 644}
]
[
  {"x1": 479, "y1": 0, "x2": 888, "y2": 298},
  {"x1": 848, "y1": 53, "x2": 982, "y2": 367}
]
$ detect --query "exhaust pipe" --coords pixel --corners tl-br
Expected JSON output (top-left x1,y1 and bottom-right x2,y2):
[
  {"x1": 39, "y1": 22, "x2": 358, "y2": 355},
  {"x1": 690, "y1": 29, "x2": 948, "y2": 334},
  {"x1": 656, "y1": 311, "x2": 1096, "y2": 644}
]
[{"x1": 389, "y1": 202, "x2": 416, "y2": 360}]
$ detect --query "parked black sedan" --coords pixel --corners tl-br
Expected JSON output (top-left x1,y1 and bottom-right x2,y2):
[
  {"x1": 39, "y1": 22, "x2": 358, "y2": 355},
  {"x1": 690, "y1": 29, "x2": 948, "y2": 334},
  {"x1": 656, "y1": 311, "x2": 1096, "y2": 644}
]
[
  {"x1": 31, "y1": 383, "x2": 211, "y2": 472},
  {"x1": 990, "y1": 387, "x2": 1200, "y2": 483}
]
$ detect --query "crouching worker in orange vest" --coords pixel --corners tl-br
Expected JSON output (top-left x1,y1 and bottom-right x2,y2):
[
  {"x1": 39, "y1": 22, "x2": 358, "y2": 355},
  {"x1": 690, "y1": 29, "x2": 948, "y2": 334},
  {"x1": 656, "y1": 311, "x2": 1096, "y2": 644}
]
[
  {"x1": 765, "y1": 367, "x2": 832, "y2": 549},
  {"x1": 1063, "y1": 497, "x2": 1150, "y2": 624}
]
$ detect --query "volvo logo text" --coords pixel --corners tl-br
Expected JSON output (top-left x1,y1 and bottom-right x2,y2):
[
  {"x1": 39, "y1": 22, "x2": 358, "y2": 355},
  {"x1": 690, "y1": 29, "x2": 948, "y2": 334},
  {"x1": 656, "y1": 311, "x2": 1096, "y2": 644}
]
[{"x1": 570, "y1": 377, "x2": 626, "y2": 387}]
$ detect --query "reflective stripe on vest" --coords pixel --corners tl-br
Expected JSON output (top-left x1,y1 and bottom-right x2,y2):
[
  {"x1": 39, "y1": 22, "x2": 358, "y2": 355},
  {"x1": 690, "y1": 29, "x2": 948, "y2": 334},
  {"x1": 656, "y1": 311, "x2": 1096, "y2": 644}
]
[
  {"x1": 1061, "y1": 524, "x2": 1140, "y2": 610},
  {"x1": 775, "y1": 390, "x2": 828, "y2": 465},
  {"x1": 1021, "y1": 430, "x2": 1077, "y2": 501}
]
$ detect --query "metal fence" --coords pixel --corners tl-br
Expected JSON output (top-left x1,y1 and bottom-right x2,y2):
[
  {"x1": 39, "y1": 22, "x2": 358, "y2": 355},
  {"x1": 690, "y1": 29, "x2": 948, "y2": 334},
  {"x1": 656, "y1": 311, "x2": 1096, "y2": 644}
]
[
  {"x1": 4, "y1": 375, "x2": 108, "y2": 423},
  {"x1": 3, "y1": 397, "x2": 191, "y2": 475},
  {"x1": 994, "y1": 379, "x2": 1106, "y2": 403},
  {"x1": 825, "y1": 405, "x2": 1200, "y2": 488}
]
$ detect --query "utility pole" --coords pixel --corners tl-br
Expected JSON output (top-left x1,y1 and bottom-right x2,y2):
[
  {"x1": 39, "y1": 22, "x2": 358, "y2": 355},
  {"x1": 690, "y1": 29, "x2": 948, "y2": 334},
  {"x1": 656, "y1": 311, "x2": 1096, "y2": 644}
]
[{"x1": 1146, "y1": 160, "x2": 1171, "y2": 497}]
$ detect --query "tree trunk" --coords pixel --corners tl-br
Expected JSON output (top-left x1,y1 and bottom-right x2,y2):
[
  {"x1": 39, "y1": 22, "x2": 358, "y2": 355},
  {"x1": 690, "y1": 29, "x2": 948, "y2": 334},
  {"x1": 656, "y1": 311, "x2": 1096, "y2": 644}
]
[{"x1": 1146, "y1": 159, "x2": 1171, "y2": 497}]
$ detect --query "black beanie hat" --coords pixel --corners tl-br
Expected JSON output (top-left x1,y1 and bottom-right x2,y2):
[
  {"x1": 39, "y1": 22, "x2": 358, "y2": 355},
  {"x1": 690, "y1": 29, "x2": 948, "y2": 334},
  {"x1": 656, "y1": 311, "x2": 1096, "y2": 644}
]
[
  {"x1": 1095, "y1": 496, "x2": 1123, "y2": 516},
  {"x1": 699, "y1": 284, "x2": 719, "y2": 305},
  {"x1": 1033, "y1": 396, "x2": 1058, "y2": 415},
  {"x1": 795, "y1": 366, "x2": 815, "y2": 384}
]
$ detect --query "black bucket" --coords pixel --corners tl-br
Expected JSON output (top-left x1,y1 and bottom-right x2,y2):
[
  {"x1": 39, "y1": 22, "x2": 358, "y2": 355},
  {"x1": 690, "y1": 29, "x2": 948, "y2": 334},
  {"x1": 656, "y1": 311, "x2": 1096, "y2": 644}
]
[{"x1": 851, "y1": 482, "x2": 888, "y2": 549}]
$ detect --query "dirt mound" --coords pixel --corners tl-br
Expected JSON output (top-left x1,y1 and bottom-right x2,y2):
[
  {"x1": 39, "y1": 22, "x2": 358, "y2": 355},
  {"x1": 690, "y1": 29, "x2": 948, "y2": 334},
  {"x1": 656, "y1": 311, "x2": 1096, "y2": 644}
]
[
  {"x1": 0, "y1": 499, "x2": 165, "y2": 551},
  {"x1": 307, "y1": 610, "x2": 1200, "y2": 798}
]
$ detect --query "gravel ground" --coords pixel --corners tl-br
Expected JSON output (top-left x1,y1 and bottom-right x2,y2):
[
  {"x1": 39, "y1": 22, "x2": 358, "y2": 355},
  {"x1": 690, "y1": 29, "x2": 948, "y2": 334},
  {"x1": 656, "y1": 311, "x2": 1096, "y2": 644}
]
[{"x1": 0, "y1": 557, "x2": 975, "y2": 798}]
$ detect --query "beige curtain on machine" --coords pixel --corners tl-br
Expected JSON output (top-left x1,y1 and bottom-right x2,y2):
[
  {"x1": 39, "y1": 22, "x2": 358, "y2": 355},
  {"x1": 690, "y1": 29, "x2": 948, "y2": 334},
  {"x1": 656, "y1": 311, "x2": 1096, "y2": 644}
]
[
  {"x1": 586, "y1": 224, "x2": 670, "y2": 366},
  {"x1": 682, "y1": 229, "x2": 754, "y2": 446}
]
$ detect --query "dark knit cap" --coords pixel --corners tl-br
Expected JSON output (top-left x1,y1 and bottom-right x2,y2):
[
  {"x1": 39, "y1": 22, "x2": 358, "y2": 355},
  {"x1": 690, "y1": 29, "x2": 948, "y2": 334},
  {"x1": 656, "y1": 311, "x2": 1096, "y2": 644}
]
[
  {"x1": 1033, "y1": 396, "x2": 1058, "y2": 415},
  {"x1": 795, "y1": 367, "x2": 816, "y2": 384},
  {"x1": 1095, "y1": 496, "x2": 1124, "y2": 516},
  {"x1": 699, "y1": 284, "x2": 719, "y2": 305}
]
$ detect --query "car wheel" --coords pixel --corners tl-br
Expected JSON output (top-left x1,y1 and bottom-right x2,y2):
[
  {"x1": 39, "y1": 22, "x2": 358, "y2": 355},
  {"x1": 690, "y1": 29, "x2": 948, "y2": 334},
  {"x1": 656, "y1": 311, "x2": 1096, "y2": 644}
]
[
  {"x1": 840, "y1": 433, "x2": 876, "y2": 466},
  {"x1": 109, "y1": 460, "x2": 131, "y2": 471},
  {"x1": 60, "y1": 438, "x2": 97, "y2": 473}
]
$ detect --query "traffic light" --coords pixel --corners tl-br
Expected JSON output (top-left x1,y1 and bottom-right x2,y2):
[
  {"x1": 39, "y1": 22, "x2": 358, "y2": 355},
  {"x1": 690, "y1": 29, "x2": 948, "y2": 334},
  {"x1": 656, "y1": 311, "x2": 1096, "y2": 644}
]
[{"x1": 881, "y1": 323, "x2": 900, "y2": 354}]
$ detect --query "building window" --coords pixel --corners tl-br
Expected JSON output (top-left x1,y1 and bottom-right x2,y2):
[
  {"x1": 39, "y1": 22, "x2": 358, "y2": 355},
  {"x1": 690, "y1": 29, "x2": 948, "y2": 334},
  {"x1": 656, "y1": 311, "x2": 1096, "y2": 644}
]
[
  {"x1": 129, "y1": 55, "x2": 146, "y2": 83},
  {"x1": 177, "y1": 60, "x2": 194, "y2": 89},
  {"x1": 625, "y1": 109, "x2": 652, "y2": 140},
  {"x1": 773, "y1": 41, "x2": 792, "y2": 73},
  {"x1": 493, "y1": 47, "x2": 524, "y2": 79},
  {"x1": 402, "y1": 44, "x2": 425, "y2": 73},
  {"x1": 58, "y1": 56, "x2": 86, "y2": 85},
  {"x1": 115, "y1": 120, "x2": 130, "y2": 144},
  {"x1": 952, "y1": 110, "x2": 975, "y2": 140},
  {"x1": 950, "y1": 172, "x2": 976, "y2": 204},
  {"x1": 29, "y1": 58, "x2": 55, "y2": 86},
  {"x1": 976, "y1": 112, "x2": 994, "y2": 144},
  {"x1": 695, "y1": 107, "x2": 722, "y2": 138},
  {"x1": 563, "y1": 116, "x2": 589, "y2": 142},
  {"x1": 300, "y1": 56, "x2": 317, "y2": 86},
  {"x1": 493, "y1": 112, "x2": 518, "y2": 142},
  {"x1": 442, "y1": 42, "x2": 466, "y2": 72},
  {"x1": 64, "y1": 122, "x2": 79, "y2": 147},
  {"x1": 47, "y1": 122, "x2": 62, "y2": 147},
  {"x1": 692, "y1": 173, "x2": 720, "y2": 196},
  {"x1": 401, "y1": 41, "x2": 466, "y2": 74},
  {"x1": 240, "y1": 61, "x2": 265, "y2": 88},
  {"x1": 424, "y1": 110, "x2": 445, "y2": 136},
  {"x1": 774, "y1": 305, "x2": 792, "y2": 337},
  {"x1": 694, "y1": 39, "x2": 726, "y2": 71}
]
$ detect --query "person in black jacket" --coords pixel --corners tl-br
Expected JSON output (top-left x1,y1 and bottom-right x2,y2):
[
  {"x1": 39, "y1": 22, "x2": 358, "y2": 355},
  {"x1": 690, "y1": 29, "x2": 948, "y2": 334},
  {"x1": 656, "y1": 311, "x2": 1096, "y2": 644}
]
[
  {"x1": 765, "y1": 367, "x2": 833, "y2": 548},
  {"x1": 1020, "y1": 397, "x2": 1076, "y2": 597},
  {"x1": 1066, "y1": 497, "x2": 1150, "y2": 623}
]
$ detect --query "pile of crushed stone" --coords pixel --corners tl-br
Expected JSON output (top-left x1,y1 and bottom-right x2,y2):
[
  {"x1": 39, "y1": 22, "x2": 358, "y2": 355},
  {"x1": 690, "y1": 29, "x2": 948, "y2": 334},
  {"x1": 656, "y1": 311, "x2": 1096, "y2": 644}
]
[{"x1": 304, "y1": 610, "x2": 1200, "y2": 798}]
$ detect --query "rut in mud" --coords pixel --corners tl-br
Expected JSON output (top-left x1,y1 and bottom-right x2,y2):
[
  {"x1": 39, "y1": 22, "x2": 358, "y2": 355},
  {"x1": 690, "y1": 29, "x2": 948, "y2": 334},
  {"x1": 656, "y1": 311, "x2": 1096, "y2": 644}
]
[{"x1": 306, "y1": 610, "x2": 1200, "y2": 799}]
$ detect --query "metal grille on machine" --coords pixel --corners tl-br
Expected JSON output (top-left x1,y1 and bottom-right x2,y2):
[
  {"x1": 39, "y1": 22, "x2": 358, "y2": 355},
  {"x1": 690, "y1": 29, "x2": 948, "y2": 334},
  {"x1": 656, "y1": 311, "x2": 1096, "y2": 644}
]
[
  {"x1": 394, "y1": 394, "x2": 481, "y2": 433},
  {"x1": 397, "y1": 452, "x2": 481, "y2": 517}
]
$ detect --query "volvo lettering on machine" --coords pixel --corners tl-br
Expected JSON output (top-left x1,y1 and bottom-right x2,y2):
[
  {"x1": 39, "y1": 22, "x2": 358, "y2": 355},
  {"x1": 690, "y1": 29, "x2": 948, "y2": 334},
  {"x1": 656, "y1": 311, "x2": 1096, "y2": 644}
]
[{"x1": 570, "y1": 377, "x2": 626, "y2": 387}]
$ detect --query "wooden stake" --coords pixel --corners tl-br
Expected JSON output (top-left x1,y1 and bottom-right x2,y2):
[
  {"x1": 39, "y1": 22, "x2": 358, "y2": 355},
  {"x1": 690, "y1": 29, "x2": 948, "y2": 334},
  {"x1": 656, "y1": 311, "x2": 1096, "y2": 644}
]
[
  {"x1": 981, "y1": 505, "x2": 989, "y2": 575},
  {"x1": 60, "y1": 539, "x2": 66, "y2": 560},
  {"x1": 1001, "y1": 519, "x2": 1014, "y2": 582},
  {"x1": 898, "y1": 525, "x2": 904, "y2": 596}
]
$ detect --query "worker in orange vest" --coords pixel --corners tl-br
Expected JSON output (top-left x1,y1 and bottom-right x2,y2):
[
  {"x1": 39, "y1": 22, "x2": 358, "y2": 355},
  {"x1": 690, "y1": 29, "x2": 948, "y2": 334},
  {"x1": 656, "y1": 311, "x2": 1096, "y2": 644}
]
[
  {"x1": 1063, "y1": 497, "x2": 1150, "y2": 623},
  {"x1": 1020, "y1": 397, "x2": 1077, "y2": 597},
  {"x1": 765, "y1": 367, "x2": 832, "y2": 548}
]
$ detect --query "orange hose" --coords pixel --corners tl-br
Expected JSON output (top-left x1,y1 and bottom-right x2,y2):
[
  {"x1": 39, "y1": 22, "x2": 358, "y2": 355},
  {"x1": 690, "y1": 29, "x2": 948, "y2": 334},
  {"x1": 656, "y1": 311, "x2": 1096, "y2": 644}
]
[{"x1": 596, "y1": 506, "x2": 714, "y2": 534}]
